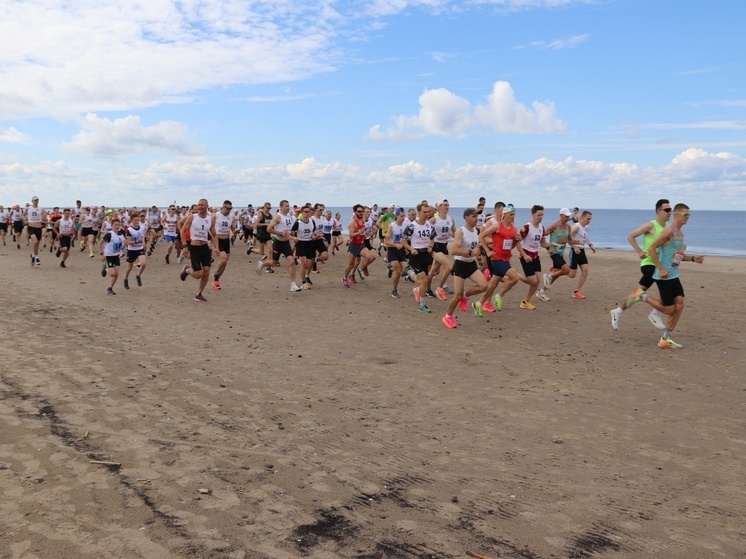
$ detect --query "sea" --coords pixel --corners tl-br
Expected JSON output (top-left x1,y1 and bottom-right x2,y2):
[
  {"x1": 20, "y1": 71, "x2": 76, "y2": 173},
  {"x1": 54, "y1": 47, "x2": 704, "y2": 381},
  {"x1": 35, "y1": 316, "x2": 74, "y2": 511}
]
[{"x1": 324, "y1": 207, "x2": 746, "y2": 258}]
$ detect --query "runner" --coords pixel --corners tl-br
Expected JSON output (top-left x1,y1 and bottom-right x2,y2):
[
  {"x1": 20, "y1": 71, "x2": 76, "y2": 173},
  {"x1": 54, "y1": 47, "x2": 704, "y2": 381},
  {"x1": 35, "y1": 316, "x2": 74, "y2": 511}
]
[
  {"x1": 53, "y1": 208, "x2": 75, "y2": 268},
  {"x1": 624, "y1": 203, "x2": 704, "y2": 348},
  {"x1": 99, "y1": 218, "x2": 126, "y2": 294},
  {"x1": 0, "y1": 205, "x2": 8, "y2": 246},
  {"x1": 442, "y1": 208, "x2": 489, "y2": 328},
  {"x1": 24, "y1": 196, "x2": 47, "y2": 266},
  {"x1": 342, "y1": 204, "x2": 367, "y2": 288},
  {"x1": 251, "y1": 202, "x2": 273, "y2": 261},
  {"x1": 332, "y1": 212, "x2": 344, "y2": 254},
  {"x1": 474, "y1": 203, "x2": 522, "y2": 315},
  {"x1": 609, "y1": 199, "x2": 671, "y2": 330},
  {"x1": 123, "y1": 213, "x2": 148, "y2": 290},
  {"x1": 179, "y1": 198, "x2": 217, "y2": 302},
  {"x1": 292, "y1": 205, "x2": 316, "y2": 289},
  {"x1": 162, "y1": 205, "x2": 180, "y2": 264},
  {"x1": 400, "y1": 203, "x2": 436, "y2": 314},
  {"x1": 568, "y1": 211, "x2": 596, "y2": 299},
  {"x1": 11, "y1": 205, "x2": 24, "y2": 249},
  {"x1": 258, "y1": 200, "x2": 301, "y2": 292},
  {"x1": 517, "y1": 205, "x2": 551, "y2": 309},
  {"x1": 428, "y1": 199, "x2": 455, "y2": 300},
  {"x1": 310, "y1": 203, "x2": 329, "y2": 275},
  {"x1": 539, "y1": 208, "x2": 574, "y2": 301},
  {"x1": 384, "y1": 208, "x2": 409, "y2": 298},
  {"x1": 211, "y1": 200, "x2": 236, "y2": 290},
  {"x1": 375, "y1": 205, "x2": 397, "y2": 256},
  {"x1": 357, "y1": 206, "x2": 378, "y2": 281},
  {"x1": 78, "y1": 206, "x2": 96, "y2": 257}
]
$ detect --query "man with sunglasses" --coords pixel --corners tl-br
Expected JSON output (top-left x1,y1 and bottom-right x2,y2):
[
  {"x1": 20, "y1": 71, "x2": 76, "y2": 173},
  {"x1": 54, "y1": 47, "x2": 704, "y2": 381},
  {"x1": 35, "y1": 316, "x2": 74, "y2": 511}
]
[
  {"x1": 211, "y1": 200, "x2": 237, "y2": 290},
  {"x1": 610, "y1": 199, "x2": 671, "y2": 330},
  {"x1": 624, "y1": 203, "x2": 704, "y2": 349}
]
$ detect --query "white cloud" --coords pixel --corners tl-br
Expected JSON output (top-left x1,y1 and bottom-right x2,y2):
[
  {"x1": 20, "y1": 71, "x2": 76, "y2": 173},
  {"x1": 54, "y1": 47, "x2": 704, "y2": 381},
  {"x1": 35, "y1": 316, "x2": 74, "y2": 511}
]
[
  {"x1": 0, "y1": 127, "x2": 32, "y2": 144},
  {"x1": 537, "y1": 33, "x2": 589, "y2": 49},
  {"x1": 365, "y1": 0, "x2": 588, "y2": 17},
  {"x1": 3, "y1": 149, "x2": 744, "y2": 210},
  {"x1": 0, "y1": 1, "x2": 341, "y2": 120},
  {"x1": 63, "y1": 114, "x2": 204, "y2": 158},
  {"x1": 367, "y1": 81, "x2": 564, "y2": 141}
]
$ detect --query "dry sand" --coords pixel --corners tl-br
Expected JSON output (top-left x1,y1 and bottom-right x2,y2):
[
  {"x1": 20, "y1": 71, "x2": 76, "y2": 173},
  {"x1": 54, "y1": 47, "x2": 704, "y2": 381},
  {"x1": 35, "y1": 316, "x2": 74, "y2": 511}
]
[{"x1": 0, "y1": 239, "x2": 744, "y2": 559}]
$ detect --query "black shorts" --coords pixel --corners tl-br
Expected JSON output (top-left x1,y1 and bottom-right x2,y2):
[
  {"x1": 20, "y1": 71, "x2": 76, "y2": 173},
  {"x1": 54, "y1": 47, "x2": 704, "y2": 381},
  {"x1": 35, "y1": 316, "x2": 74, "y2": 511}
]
[
  {"x1": 569, "y1": 248, "x2": 588, "y2": 269},
  {"x1": 452, "y1": 259, "x2": 478, "y2": 279},
  {"x1": 272, "y1": 239, "x2": 294, "y2": 260},
  {"x1": 190, "y1": 243, "x2": 212, "y2": 271},
  {"x1": 295, "y1": 240, "x2": 316, "y2": 259},
  {"x1": 323, "y1": 233, "x2": 332, "y2": 244},
  {"x1": 314, "y1": 238, "x2": 328, "y2": 255},
  {"x1": 59, "y1": 235, "x2": 72, "y2": 249},
  {"x1": 656, "y1": 277, "x2": 684, "y2": 307},
  {"x1": 242, "y1": 226, "x2": 253, "y2": 238},
  {"x1": 81, "y1": 227, "x2": 94, "y2": 237},
  {"x1": 639, "y1": 264, "x2": 656, "y2": 289},
  {"x1": 347, "y1": 242, "x2": 365, "y2": 257},
  {"x1": 256, "y1": 229, "x2": 271, "y2": 243},
  {"x1": 126, "y1": 249, "x2": 144, "y2": 263},
  {"x1": 218, "y1": 238, "x2": 231, "y2": 254},
  {"x1": 13, "y1": 221, "x2": 24, "y2": 234},
  {"x1": 332, "y1": 230, "x2": 342, "y2": 237},
  {"x1": 433, "y1": 241, "x2": 449, "y2": 255},
  {"x1": 105, "y1": 255, "x2": 121, "y2": 268},
  {"x1": 520, "y1": 256, "x2": 541, "y2": 276},
  {"x1": 550, "y1": 253, "x2": 567, "y2": 269},
  {"x1": 364, "y1": 239, "x2": 374, "y2": 251},
  {"x1": 488, "y1": 259, "x2": 512, "y2": 278},
  {"x1": 387, "y1": 247, "x2": 408, "y2": 263},
  {"x1": 408, "y1": 250, "x2": 433, "y2": 275},
  {"x1": 27, "y1": 226, "x2": 43, "y2": 240},
  {"x1": 0, "y1": 223, "x2": 7, "y2": 232}
]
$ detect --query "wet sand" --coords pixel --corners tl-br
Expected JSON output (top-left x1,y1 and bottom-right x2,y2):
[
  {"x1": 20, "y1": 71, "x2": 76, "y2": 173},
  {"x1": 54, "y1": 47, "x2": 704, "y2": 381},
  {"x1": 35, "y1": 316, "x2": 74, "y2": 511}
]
[{"x1": 1, "y1": 240, "x2": 744, "y2": 559}]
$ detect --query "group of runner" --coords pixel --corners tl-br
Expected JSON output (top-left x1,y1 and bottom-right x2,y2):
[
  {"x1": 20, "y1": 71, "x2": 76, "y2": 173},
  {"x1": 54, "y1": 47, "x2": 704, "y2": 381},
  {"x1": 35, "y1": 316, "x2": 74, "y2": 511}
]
[{"x1": 1, "y1": 195, "x2": 703, "y2": 348}]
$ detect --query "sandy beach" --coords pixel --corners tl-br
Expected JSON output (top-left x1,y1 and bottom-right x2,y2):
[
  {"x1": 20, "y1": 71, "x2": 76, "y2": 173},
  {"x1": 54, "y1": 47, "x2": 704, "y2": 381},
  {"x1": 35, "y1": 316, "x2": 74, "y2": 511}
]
[{"x1": 0, "y1": 240, "x2": 744, "y2": 559}]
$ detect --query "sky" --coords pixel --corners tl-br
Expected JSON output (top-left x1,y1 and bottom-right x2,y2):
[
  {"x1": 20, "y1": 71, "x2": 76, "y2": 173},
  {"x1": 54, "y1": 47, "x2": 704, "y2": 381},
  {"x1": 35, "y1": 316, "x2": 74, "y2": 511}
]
[{"x1": 1, "y1": 0, "x2": 745, "y2": 210}]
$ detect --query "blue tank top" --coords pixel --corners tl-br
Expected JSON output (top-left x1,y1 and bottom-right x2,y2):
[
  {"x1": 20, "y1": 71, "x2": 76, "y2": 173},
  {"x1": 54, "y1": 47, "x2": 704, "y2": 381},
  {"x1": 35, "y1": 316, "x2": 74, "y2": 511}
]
[{"x1": 653, "y1": 226, "x2": 685, "y2": 280}]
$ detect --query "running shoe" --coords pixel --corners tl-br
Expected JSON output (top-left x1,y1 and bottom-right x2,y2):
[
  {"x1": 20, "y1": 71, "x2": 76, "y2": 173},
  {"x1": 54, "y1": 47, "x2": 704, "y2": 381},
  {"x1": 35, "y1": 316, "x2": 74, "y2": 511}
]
[
  {"x1": 302, "y1": 280, "x2": 311, "y2": 289},
  {"x1": 194, "y1": 293, "x2": 207, "y2": 302},
  {"x1": 179, "y1": 265, "x2": 189, "y2": 281},
  {"x1": 625, "y1": 287, "x2": 643, "y2": 307},
  {"x1": 56, "y1": 249, "x2": 61, "y2": 258},
  {"x1": 59, "y1": 261, "x2": 66, "y2": 268},
  {"x1": 472, "y1": 301, "x2": 483, "y2": 317},
  {"x1": 30, "y1": 253, "x2": 34, "y2": 266},
  {"x1": 357, "y1": 267, "x2": 366, "y2": 281},
  {"x1": 482, "y1": 302, "x2": 496, "y2": 313},
  {"x1": 290, "y1": 282, "x2": 302, "y2": 292},
  {"x1": 391, "y1": 289, "x2": 400, "y2": 298},
  {"x1": 136, "y1": 275, "x2": 142, "y2": 287},
  {"x1": 212, "y1": 279, "x2": 221, "y2": 290},
  {"x1": 493, "y1": 294, "x2": 503, "y2": 311},
  {"x1": 520, "y1": 300, "x2": 536, "y2": 310},
  {"x1": 658, "y1": 336, "x2": 683, "y2": 349},
  {"x1": 543, "y1": 273, "x2": 553, "y2": 290},
  {"x1": 413, "y1": 287, "x2": 421, "y2": 303},
  {"x1": 459, "y1": 296, "x2": 468, "y2": 312},
  {"x1": 348, "y1": 275, "x2": 357, "y2": 284},
  {"x1": 536, "y1": 290, "x2": 550, "y2": 302},
  {"x1": 101, "y1": 265, "x2": 107, "y2": 278},
  {"x1": 35, "y1": 257, "x2": 41, "y2": 266},
  {"x1": 264, "y1": 267, "x2": 274, "y2": 273},
  {"x1": 341, "y1": 276, "x2": 350, "y2": 288},
  {"x1": 483, "y1": 268, "x2": 491, "y2": 280},
  {"x1": 165, "y1": 254, "x2": 170, "y2": 264},
  {"x1": 610, "y1": 308, "x2": 620, "y2": 331},
  {"x1": 256, "y1": 260, "x2": 264, "y2": 275},
  {"x1": 436, "y1": 287, "x2": 447, "y2": 301},
  {"x1": 648, "y1": 310, "x2": 666, "y2": 330},
  {"x1": 89, "y1": 253, "x2": 94, "y2": 258},
  {"x1": 305, "y1": 276, "x2": 313, "y2": 286},
  {"x1": 425, "y1": 289, "x2": 436, "y2": 298},
  {"x1": 443, "y1": 286, "x2": 453, "y2": 294},
  {"x1": 403, "y1": 276, "x2": 415, "y2": 283},
  {"x1": 572, "y1": 291, "x2": 586, "y2": 299},
  {"x1": 123, "y1": 279, "x2": 130, "y2": 289},
  {"x1": 387, "y1": 264, "x2": 393, "y2": 278},
  {"x1": 442, "y1": 315, "x2": 457, "y2": 329},
  {"x1": 417, "y1": 303, "x2": 431, "y2": 314},
  {"x1": 107, "y1": 287, "x2": 116, "y2": 295}
]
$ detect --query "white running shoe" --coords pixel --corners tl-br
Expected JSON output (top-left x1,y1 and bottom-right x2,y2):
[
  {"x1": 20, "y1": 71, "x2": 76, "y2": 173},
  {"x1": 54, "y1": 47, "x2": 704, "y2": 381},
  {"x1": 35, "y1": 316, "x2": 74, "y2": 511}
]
[
  {"x1": 536, "y1": 289, "x2": 550, "y2": 302},
  {"x1": 290, "y1": 282, "x2": 302, "y2": 292},
  {"x1": 543, "y1": 273, "x2": 553, "y2": 290},
  {"x1": 648, "y1": 309, "x2": 666, "y2": 330},
  {"x1": 610, "y1": 308, "x2": 620, "y2": 330}
]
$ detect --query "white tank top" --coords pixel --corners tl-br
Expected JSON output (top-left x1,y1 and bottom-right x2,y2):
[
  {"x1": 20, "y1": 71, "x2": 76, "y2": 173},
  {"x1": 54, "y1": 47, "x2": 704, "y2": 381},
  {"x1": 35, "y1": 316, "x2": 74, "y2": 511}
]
[
  {"x1": 27, "y1": 207, "x2": 43, "y2": 223},
  {"x1": 520, "y1": 222, "x2": 545, "y2": 256},
  {"x1": 406, "y1": 220, "x2": 434, "y2": 250},
  {"x1": 58, "y1": 218, "x2": 74, "y2": 235},
  {"x1": 190, "y1": 214, "x2": 212, "y2": 242},
  {"x1": 293, "y1": 219, "x2": 315, "y2": 241},
  {"x1": 104, "y1": 231, "x2": 126, "y2": 256},
  {"x1": 454, "y1": 226, "x2": 479, "y2": 262},
  {"x1": 273, "y1": 212, "x2": 293, "y2": 236},
  {"x1": 432, "y1": 214, "x2": 454, "y2": 243},
  {"x1": 127, "y1": 225, "x2": 146, "y2": 250},
  {"x1": 214, "y1": 211, "x2": 234, "y2": 236}
]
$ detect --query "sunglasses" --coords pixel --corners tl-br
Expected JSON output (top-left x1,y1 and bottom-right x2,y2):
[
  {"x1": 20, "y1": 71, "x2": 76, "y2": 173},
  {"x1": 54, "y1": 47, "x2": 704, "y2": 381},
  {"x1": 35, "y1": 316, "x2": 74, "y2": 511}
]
[
  {"x1": 676, "y1": 212, "x2": 691, "y2": 217},
  {"x1": 660, "y1": 208, "x2": 672, "y2": 213}
]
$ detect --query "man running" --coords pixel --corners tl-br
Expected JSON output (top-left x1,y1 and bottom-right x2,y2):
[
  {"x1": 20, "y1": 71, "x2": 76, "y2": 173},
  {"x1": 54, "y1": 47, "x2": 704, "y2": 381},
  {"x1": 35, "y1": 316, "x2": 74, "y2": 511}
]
[
  {"x1": 53, "y1": 208, "x2": 75, "y2": 268},
  {"x1": 609, "y1": 199, "x2": 670, "y2": 330},
  {"x1": 384, "y1": 208, "x2": 409, "y2": 298},
  {"x1": 123, "y1": 212, "x2": 148, "y2": 289},
  {"x1": 211, "y1": 200, "x2": 236, "y2": 290},
  {"x1": 568, "y1": 210, "x2": 596, "y2": 299},
  {"x1": 25, "y1": 196, "x2": 47, "y2": 266},
  {"x1": 428, "y1": 200, "x2": 455, "y2": 301},
  {"x1": 400, "y1": 203, "x2": 436, "y2": 314},
  {"x1": 99, "y1": 218, "x2": 126, "y2": 294},
  {"x1": 624, "y1": 203, "x2": 704, "y2": 348},
  {"x1": 539, "y1": 208, "x2": 574, "y2": 301},
  {"x1": 258, "y1": 200, "x2": 301, "y2": 292},
  {"x1": 342, "y1": 204, "x2": 367, "y2": 287},
  {"x1": 179, "y1": 198, "x2": 217, "y2": 302},
  {"x1": 517, "y1": 205, "x2": 551, "y2": 309}
]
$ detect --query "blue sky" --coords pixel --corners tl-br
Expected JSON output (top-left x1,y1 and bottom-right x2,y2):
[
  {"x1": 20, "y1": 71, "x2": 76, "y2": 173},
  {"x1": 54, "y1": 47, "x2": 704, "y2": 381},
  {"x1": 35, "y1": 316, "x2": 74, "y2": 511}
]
[{"x1": 1, "y1": 0, "x2": 745, "y2": 209}]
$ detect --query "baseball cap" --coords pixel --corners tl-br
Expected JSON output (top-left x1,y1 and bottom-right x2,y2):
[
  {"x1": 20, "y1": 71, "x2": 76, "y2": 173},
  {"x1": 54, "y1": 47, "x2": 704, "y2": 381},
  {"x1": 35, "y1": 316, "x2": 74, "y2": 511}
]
[
  {"x1": 559, "y1": 207, "x2": 573, "y2": 217},
  {"x1": 503, "y1": 204, "x2": 515, "y2": 213},
  {"x1": 437, "y1": 199, "x2": 449, "y2": 207},
  {"x1": 32, "y1": 196, "x2": 39, "y2": 201},
  {"x1": 395, "y1": 207, "x2": 404, "y2": 215}
]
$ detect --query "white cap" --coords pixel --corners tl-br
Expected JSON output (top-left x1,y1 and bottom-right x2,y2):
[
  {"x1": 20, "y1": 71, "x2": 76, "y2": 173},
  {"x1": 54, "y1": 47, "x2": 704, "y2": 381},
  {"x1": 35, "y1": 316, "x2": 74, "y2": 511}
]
[{"x1": 559, "y1": 207, "x2": 573, "y2": 217}]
